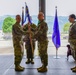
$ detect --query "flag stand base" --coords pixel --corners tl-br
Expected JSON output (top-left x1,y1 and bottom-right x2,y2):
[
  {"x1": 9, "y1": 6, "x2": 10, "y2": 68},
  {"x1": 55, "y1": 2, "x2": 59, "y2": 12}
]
[
  {"x1": 53, "y1": 56, "x2": 61, "y2": 59},
  {"x1": 53, "y1": 48, "x2": 61, "y2": 59}
]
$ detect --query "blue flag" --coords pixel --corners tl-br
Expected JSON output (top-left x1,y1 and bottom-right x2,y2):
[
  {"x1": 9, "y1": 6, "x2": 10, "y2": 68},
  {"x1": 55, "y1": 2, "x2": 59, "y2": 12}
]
[
  {"x1": 52, "y1": 8, "x2": 61, "y2": 49},
  {"x1": 22, "y1": 3, "x2": 32, "y2": 25},
  {"x1": 25, "y1": 4, "x2": 32, "y2": 24}
]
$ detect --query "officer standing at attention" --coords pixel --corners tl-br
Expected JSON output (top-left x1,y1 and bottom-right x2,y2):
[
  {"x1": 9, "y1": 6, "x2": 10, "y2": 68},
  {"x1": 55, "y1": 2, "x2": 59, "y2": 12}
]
[
  {"x1": 34, "y1": 12, "x2": 48, "y2": 72},
  {"x1": 68, "y1": 14, "x2": 76, "y2": 72},
  {"x1": 12, "y1": 15, "x2": 30, "y2": 71},
  {"x1": 23, "y1": 17, "x2": 37, "y2": 64}
]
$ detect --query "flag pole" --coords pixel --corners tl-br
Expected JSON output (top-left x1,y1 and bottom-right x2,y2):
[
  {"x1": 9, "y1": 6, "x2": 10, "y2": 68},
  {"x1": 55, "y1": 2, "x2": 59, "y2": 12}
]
[
  {"x1": 22, "y1": 7, "x2": 24, "y2": 26},
  {"x1": 53, "y1": 6, "x2": 61, "y2": 59},
  {"x1": 25, "y1": 2, "x2": 34, "y2": 55},
  {"x1": 28, "y1": 23, "x2": 34, "y2": 55},
  {"x1": 56, "y1": 48, "x2": 58, "y2": 58},
  {"x1": 54, "y1": 48, "x2": 60, "y2": 59}
]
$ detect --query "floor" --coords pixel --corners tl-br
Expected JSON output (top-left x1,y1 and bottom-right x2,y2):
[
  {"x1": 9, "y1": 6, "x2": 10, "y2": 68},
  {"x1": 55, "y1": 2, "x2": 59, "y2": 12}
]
[{"x1": 0, "y1": 55, "x2": 76, "y2": 75}]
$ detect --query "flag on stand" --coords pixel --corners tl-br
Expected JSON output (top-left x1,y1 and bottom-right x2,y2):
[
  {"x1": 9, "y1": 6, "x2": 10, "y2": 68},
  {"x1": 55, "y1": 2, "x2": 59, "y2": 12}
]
[{"x1": 52, "y1": 7, "x2": 61, "y2": 49}]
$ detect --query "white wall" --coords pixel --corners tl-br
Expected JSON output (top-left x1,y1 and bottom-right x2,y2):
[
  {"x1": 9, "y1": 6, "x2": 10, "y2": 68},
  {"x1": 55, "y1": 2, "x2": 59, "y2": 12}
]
[
  {"x1": 46, "y1": 0, "x2": 76, "y2": 16},
  {"x1": 0, "y1": 0, "x2": 39, "y2": 16},
  {"x1": 0, "y1": 0, "x2": 76, "y2": 16}
]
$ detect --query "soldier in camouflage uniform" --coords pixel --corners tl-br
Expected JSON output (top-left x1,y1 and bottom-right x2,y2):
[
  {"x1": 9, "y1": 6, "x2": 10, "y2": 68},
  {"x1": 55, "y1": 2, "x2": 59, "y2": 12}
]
[
  {"x1": 68, "y1": 14, "x2": 76, "y2": 72},
  {"x1": 12, "y1": 15, "x2": 30, "y2": 71},
  {"x1": 23, "y1": 19, "x2": 37, "y2": 64},
  {"x1": 34, "y1": 12, "x2": 48, "y2": 72}
]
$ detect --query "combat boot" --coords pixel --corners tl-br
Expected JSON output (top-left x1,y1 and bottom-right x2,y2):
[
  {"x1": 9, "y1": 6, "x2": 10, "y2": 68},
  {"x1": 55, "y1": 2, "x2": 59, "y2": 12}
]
[
  {"x1": 37, "y1": 66, "x2": 43, "y2": 70},
  {"x1": 26, "y1": 59, "x2": 30, "y2": 64},
  {"x1": 71, "y1": 66, "x2": 76, "y2": 70},
  {"x1": 31, "y1": 59, "x2": 34, "y2": 64},
  {"x1": 19, "y1": 65, "x2": 25, "y2": 69},
  {"x1": 37, "y1": 66, "x2": 47, "y2": 72},
  {"x1": 72, "y1": 67, "x2": 76, "y2": 72},
  {"x1": 15, "y1": 65, "x2": 25, "y2": 71}
]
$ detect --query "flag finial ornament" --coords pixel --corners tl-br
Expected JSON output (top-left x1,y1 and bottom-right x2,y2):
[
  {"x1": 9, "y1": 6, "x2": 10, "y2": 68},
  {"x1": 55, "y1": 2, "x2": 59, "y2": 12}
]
[
  {"x1": 55, "y1": 6, "x2": 57, "y2": 9},
  {"x1": 22, "y1": 7, "x2": 24, "y2": 10},
  {"x1": 25, "y1": 2, "x2": 27, "y2": 5}
]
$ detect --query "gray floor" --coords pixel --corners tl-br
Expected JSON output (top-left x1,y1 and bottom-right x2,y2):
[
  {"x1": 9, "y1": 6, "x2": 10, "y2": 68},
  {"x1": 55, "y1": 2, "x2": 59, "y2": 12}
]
[{"x1": 0, "y1": 55, "x2": 76, "y2": 75}]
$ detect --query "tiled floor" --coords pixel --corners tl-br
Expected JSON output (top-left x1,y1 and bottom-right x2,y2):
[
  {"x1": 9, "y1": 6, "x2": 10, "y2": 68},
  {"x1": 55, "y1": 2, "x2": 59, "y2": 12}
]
[{"x1": 0, "y1": 55, "x2": 76, "y2": 75}]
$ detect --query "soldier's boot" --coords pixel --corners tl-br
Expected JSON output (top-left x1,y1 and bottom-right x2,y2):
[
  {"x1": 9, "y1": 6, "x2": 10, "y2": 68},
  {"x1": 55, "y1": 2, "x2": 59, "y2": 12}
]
[
  {"x1": 72, "y1": 67, "x2": 76, "y2": 72},
  {"x1": 37, "y1": 66, "x2": 43, "y2": 70},
  {"x1": 15, "y1": 65, "x2": 25, "y2": 71},
  {"x1": 19, "y1": 65, "x2": 25, "y2": 69},
  {"x1": 30, "y1": 59, "x2": 34, "y2": 64},
  {"x1": 71, "y1": 66, "x2": 76, "y2": 70},
  {"x1": 26, "y1": 59, "x2": 30, "y2": 64},
  {"x1": 37, "y1": 66, "x2": 47, "y2": 72}
]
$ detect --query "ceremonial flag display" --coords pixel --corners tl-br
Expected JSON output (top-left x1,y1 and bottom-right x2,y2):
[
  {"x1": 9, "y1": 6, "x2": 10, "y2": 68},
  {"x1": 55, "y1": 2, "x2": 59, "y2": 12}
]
[
  {"x1": 25, "y1": 3, "x2": 32, "y2": 24},
  {"x1": 52, "y1": 7, "x2": 61, "y2": 49},
  {"x1": 22, "y1": 2, "x2": 33, "y2": 54},
  {"x1": 22, "y1": 3, "x2": 32, "y2": 26}
]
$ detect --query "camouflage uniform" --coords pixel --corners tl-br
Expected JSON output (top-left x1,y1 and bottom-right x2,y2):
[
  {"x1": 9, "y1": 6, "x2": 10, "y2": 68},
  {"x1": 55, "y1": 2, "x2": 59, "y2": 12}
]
[
  {"x1": 35, "y1": 20, "x2": 48, "y2": 67},
  {"x1": 12, "y1": 22, "x2": 27, "y2": 66},
  {"x1": 23, "y1": 23, "x2": 37, "y2": 60},
  {"x1": 68, "y1": 21, "x2": 76, "y2": 61}
]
